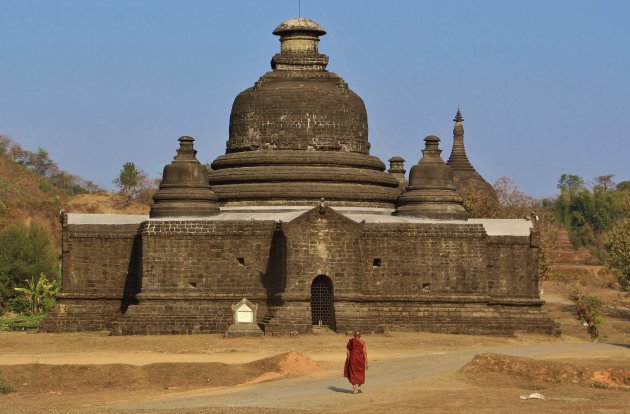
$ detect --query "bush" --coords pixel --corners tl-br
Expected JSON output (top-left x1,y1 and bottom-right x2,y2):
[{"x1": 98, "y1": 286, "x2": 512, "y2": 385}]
[
  {"x1": 0, "y1": 314, "x2": 46, "y2": 331},
  {"x1": 14, "y1": 273, "x2": 60, "y2": 314},
  {"x1": 604, "y1": 218, "x2": 630, "y2": 290},
  {"x1": 0, "y1": 223, "x2": 58, "y2": 310},
  {"x1": 7, "y1": 296, "x2": 31, "y2": 315},
  {"x1": 571, "y1": 287, "x2": 604, "y2": 341},
  {"x1": 0, "y1": 375, "x2": 12, "y2": 394}
]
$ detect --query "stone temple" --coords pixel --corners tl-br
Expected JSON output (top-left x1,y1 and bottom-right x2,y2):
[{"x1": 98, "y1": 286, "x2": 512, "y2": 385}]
[{"x1": 43, "y1": 18, "x2": 556, "y2": 336}]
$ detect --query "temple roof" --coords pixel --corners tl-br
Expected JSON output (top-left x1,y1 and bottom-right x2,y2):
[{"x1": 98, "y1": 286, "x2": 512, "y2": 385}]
[{"x1": 208, "y1": 18, "x2": 400, "y2": 208}]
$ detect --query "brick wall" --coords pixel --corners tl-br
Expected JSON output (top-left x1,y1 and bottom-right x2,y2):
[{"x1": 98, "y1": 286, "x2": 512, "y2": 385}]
[
  {"x1": 60, "y1": 224, "x2": 141, "y2": 295},
  {"x1": 45, "y1": 208, "x2": 554, "y2": 336},
  {"x1": 485, "y1": 236, "x2": 540, "y2": 298},
  {"x1": 282, "y1": 207, "x2": 488, "y2": 298},
  {"x1": 42, "y1": 222, "x2": 142, "y2": 332}
]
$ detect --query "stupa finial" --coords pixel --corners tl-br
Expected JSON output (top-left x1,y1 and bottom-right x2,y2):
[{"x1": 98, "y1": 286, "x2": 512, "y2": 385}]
[
  {"x1": 271, "y1": 18, "x2": 328, "y2": 70},
  {"x1": 453, "y1": 106, "x2": 464, "y2": 123}
]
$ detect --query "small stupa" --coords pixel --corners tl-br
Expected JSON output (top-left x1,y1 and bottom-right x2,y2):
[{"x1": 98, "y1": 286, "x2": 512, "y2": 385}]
[
  {"x1": 388, "y1": 156, "x2": 408, "y2": 190},
  {"x1": 150, "y1": 136, "x2": 220, "y2": 218},
  {"x1": 394, "y1": 135, "x2": 468, "y2": 219}
]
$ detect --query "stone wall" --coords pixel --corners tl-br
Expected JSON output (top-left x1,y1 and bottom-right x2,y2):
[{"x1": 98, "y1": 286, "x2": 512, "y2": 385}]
[
  {"x1": 485, "y1": 235, "x2": 539, "y2": 298},
  {"x1": 139, "y1": 220, "x2": 276, "y2": 294},
  {"x1": 280, "y1": 207, "x2": 487, "y2": 299},
  {"x1": 45, "y1": 208, "x2": 555, "y2": 336},
  {"x1": 41, "y1": 222, "x2": 141, "y2": 332},
  {"x1": 60, "y1": 223, "x2": 141, "y2": 295}
]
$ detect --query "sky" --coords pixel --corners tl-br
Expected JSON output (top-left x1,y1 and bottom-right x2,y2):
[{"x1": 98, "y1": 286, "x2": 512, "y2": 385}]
[{"x1": 1, "y1": 0, "x2": 629, "y2": 198}]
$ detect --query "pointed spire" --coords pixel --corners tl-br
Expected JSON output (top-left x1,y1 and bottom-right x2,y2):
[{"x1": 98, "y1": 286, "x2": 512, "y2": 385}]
[
  {"x1": 445, "y1": 108, "x2": 496, "y2": 201},
  {"x1": 453, "y1": 105, "x2": 463, "y2": 123},
  {"x1": 447, "y1": 107, "x2": 474, "y2": 171}
]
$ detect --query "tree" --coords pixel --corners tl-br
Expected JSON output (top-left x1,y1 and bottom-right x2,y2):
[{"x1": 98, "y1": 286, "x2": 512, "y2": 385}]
[
  {"x1": 557, "y1": 174, "x2": 585, "y2": 193},
  {"x1": 0, "y1": 223, "x2": 58, "y2": 309},
  {"x1": 550, "y1": 173, "x2": 627, "y2": 252},
  {"x1": 14, "y1": 273, "x2": 60, "y2": 314},
  {"x1": 571, "y1": 287, "x2": 604, "y2": 341},
  {"x1": 604, "y1": 218, "x2": 630, "y2": 290},
  {"x1": 616, "y1": 181, "x2": 630, "y2": 192},
  {"x1": 113, "y1": 162, "x2": 149, "y2": 201},
  {"x1": 27, "y1": 147, "x2": 56, "y2": 177},
  {"x1": 459, "y1": 187, "x2": 500, "y2": 218},
  {"x1": 0, "y1": 135, "x2": 10, "y2": 157},
  {"x1": 493, "y1": 176, "x2": 538, "y2": 218},
  {"x1": 8, "y1": 142, "x2": 29, "y2": 164},
  {"x1": 594, "y1": 174, "x2": 616, "y2": 190}
]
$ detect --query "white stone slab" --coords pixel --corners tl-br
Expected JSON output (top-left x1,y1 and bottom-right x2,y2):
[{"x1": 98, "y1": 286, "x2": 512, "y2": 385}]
[
  {"x1": 468, "y1": 219, "x2": 533, "y2": 236},
  {"x1": 66, "y1": 214, "x2": 149, "y2": 225}
]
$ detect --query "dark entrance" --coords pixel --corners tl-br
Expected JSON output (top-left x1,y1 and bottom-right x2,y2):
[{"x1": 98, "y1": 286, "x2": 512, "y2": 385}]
[{"x1": 311, "y1": 275, "x2": 334, "y2": 328}]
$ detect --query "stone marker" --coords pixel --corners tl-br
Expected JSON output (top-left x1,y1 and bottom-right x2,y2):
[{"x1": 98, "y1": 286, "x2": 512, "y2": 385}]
[{"x1": 225, "y1": 298, "x2": 264, "y2": 337}]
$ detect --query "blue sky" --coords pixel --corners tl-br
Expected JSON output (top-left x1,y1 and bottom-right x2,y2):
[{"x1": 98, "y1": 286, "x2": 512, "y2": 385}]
[{"x1": 1, "y1": 0, "x2": 628, "y2": 198}]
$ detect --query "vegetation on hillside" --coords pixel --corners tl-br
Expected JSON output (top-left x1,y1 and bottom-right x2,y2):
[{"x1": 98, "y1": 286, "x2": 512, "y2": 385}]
[
  {"x1": 547, "y1": 174, "x2": 630, "y2": 255},
  {"x1": 112, "y1": 161, "x2": 157, "y2": 206},
  {"x1": 604, "y1": 218, "x2": 630, "y2": 289},
  {"x1": 460, "y1": 173, "x2": 630, "y2": 288},
  {"x1": 0, "y1": 135, "x2": 99, "y2": 313},
  {"x1": 0, "y1": 135, "x2": 100, "y2": 196},
  {"x1": 0, "y1": 135, "x2": 155, "y2": 316},
  {"x1": 0, "y1": 135, "x2": 102, "y2": 234}
]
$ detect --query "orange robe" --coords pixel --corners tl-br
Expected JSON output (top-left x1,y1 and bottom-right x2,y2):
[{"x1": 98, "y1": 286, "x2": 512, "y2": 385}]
[{"x1": 343, "y1": 338, "x2": 366, "y2": 385}]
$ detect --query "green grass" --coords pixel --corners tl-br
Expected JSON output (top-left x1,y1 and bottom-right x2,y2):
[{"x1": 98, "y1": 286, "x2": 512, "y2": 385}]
[
  {"x1": 0, "y1": 383, "x2": 12, "y2": 394},
  {"x1": 0, "y1": 313, "x2": 46, "y2": 331}
]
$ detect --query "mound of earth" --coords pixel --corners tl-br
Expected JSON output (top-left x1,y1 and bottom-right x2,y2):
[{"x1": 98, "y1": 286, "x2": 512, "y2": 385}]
[
  {"x1": 460, "y1": 353, "x2": 630, "y2": 390},
  {"x1": 0, "y1": 352, "x2": 320, "y2": 395}
]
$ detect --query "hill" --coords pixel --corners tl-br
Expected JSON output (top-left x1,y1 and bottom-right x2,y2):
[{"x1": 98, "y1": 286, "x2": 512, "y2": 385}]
[
  {"x1": 64, "y1": 193, "x2": 149, "y2": 215},
  {"x1": 0, "y1": 155, "x2": 65, "y2": 243},
  {"x1": 0, "y1": 139, "x2": 149, "y2": 247}
]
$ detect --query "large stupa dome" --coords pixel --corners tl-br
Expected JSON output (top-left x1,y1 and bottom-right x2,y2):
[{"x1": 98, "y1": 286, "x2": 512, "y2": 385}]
[{"x1": 209, "y1": 18, "x2": 400, "y2": 208}]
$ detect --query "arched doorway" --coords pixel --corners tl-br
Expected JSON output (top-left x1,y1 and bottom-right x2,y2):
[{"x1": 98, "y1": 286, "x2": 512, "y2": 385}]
[{"x1": 311, "y1": 275, "x2": 335, "y2": 328}]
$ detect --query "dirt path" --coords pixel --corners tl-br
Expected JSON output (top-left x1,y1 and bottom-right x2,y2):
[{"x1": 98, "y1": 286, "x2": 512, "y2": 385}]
[
  {"x1": 108, "y1": 342, "x2": 629, "y2": 412},
  {"x1": 2, "y1": 331, "x2": 629, "y2": 413}
]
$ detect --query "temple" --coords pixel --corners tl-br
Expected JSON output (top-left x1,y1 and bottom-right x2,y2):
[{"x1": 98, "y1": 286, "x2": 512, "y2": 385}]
[{"x1": 43, "y1": 18, "x2": 556, "y2": 336}]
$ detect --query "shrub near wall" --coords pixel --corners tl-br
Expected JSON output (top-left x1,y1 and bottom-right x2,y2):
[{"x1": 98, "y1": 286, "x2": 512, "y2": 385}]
[{"x1": 0, "y1": 223, "x2": 58, "y2": 310}]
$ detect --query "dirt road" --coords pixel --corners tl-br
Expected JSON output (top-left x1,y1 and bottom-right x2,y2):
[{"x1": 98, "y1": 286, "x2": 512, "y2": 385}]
[
  {"x1": 2, "y1": 331, "x2": 629, "y2": 414},
  {"x1": 108, "y1": 342, "x2": 629, "y2": 413}
]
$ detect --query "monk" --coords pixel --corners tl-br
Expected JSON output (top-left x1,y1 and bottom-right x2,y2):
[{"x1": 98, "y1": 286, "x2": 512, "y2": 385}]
[{"x1": 343, "y1": 331, "x2": 368, "y2": 393}]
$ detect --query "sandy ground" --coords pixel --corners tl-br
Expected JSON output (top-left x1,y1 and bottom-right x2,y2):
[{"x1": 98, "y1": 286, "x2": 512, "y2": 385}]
[
  {"x1": 1, "y1": 276, "x2": 629, "y2": 414},
  {"x1": 1, "y1": 330, "x2": 629, "y2": 414}
]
